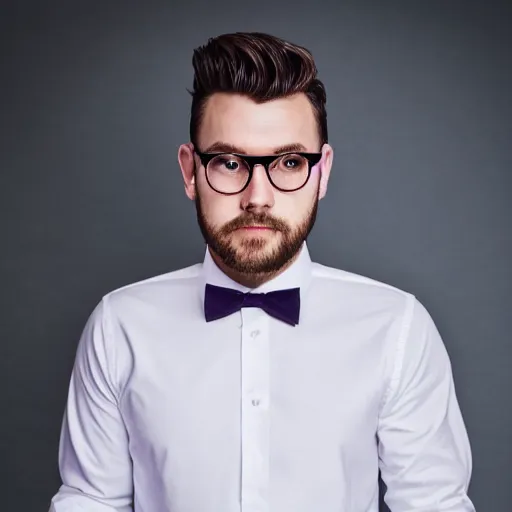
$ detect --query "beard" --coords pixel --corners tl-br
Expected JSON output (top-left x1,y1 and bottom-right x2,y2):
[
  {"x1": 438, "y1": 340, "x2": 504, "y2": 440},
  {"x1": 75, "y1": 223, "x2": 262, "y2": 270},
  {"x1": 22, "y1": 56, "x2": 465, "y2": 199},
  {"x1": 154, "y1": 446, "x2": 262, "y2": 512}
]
[{"x1": 195, "y1": 185, "x2": 319, "y2": 276}]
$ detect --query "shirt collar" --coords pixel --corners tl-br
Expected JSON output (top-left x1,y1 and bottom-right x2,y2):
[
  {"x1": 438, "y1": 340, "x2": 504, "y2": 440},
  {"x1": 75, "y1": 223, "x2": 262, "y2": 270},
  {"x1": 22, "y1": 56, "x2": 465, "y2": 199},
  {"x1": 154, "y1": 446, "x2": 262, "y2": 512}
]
[{"x1": 198, "y1": 242, "x2": 312, "y2": 307}]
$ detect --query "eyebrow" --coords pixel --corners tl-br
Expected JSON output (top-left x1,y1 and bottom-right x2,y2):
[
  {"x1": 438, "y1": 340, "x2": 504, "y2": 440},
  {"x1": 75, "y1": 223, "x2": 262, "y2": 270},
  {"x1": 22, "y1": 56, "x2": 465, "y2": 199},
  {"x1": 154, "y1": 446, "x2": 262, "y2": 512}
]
[{"x1": 202, "y1": 141, "x2": 309, "y2": 155}]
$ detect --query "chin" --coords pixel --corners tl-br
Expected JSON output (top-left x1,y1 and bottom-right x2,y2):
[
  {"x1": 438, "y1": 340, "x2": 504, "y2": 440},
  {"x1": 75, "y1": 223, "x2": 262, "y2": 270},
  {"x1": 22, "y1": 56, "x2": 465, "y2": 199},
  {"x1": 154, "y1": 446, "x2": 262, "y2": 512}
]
[{"x1": 235, "y1": 235, "x2": 279, "y2": 253}]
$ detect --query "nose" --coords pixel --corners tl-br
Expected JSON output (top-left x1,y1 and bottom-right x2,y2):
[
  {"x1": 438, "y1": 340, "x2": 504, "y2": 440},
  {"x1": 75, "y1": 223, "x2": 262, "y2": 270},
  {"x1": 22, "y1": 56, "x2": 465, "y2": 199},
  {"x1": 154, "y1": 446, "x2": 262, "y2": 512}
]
[{"x1": 240, "y1": 164, "x2": 275, "y2": 211}]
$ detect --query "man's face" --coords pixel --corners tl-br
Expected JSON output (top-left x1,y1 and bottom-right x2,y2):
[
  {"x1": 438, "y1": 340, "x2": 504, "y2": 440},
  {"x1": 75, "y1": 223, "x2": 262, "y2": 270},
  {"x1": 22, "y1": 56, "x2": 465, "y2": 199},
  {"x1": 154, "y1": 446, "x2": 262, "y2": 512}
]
[{"x1": 180, "y1": 92, "x2": 332, "y2": 276}]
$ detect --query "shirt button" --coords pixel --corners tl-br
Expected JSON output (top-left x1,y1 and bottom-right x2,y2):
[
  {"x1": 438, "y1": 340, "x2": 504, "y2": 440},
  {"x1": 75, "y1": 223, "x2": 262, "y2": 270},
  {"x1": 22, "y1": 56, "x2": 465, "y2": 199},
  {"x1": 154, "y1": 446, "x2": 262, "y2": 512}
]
[
  {"x1": 252, "y1": 398, "x2": 261, "y2": 407},
  {"x1": 251, "y1": 330, "x2": 260, "y2": 338}
]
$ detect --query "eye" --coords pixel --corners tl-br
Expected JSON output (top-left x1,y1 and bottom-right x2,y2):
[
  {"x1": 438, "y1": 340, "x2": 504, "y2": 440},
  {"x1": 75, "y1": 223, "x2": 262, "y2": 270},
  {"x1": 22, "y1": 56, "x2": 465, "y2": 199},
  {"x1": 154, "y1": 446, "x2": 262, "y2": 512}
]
[
  {"x1": 283, "y1": 158, "x2": 300, "y2": 168},
  {"x1": 220, "y1": 158, "x2": 239, "y2": 171}
]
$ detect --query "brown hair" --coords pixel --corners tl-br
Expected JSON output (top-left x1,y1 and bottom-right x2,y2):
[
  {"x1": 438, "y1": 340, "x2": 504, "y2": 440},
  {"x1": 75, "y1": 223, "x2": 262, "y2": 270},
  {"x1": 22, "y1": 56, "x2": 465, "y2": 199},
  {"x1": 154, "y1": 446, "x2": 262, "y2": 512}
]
[{"x1": 189, "y1": 32, "x2": 328, "y2": 149}]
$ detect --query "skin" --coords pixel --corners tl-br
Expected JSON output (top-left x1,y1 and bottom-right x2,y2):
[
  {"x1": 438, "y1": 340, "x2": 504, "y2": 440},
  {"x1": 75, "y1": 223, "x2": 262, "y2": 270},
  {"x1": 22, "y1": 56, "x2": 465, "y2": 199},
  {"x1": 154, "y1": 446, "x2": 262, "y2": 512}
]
[{"x1": 178, "y1": 92, "x2": 333, "y2": 288}]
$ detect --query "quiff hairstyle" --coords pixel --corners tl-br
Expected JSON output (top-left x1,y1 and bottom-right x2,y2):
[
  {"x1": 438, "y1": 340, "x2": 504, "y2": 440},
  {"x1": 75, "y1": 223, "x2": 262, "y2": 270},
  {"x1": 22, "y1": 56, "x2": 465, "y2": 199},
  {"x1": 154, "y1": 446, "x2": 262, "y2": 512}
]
[{"x1": 189, "y1": 32, "x2": 328, "y2": 149}]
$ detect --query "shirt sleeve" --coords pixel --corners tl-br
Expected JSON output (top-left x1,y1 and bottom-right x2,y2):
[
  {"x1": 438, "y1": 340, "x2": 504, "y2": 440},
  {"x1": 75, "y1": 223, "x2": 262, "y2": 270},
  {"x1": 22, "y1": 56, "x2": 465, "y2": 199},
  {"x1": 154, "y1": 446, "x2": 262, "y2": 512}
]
[
  {"x1": 49, "y1": 296, "x2": 133, "y2": 512},
  {"x1": 377, "y1": 296, "x2": 476, "y2": 511}
]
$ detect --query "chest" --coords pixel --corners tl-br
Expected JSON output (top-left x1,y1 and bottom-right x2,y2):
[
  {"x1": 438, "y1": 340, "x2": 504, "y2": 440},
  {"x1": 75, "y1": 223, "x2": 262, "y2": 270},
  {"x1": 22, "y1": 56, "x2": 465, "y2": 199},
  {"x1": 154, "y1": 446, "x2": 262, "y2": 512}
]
[{"x1": 119, "y1": 305, "x2": 392, "y2": 451}]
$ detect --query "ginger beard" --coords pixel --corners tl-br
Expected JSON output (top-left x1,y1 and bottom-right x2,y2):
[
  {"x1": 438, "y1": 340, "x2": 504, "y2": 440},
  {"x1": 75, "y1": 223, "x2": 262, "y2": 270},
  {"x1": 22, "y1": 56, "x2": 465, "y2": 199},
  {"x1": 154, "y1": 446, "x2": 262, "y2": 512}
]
[{"x1": 194, "y1": 180, "x2": 319, "y2": 276}]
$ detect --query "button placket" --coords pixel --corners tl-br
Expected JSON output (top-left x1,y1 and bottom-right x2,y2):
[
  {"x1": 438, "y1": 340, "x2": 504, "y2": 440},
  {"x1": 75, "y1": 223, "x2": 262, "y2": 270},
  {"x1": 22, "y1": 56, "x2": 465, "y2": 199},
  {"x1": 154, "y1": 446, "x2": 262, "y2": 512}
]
[{"x1": 240, "y1": 309, "x2": 270, "y2": 512}]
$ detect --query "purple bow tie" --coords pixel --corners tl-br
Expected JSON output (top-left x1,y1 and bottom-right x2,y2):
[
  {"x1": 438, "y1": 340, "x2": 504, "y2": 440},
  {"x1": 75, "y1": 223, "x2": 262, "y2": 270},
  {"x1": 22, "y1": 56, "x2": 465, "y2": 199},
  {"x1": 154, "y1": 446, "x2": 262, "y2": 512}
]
[{"x1": 204, "y1": 283, "x2": 300, "y2": 326}]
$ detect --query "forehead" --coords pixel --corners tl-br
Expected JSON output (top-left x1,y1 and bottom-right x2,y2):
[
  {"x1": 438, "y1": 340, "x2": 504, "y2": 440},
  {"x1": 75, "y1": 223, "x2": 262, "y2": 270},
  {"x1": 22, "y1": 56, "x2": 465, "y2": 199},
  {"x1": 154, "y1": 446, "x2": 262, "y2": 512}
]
[{"x1": 198, "y1": 92, "x2": 319, "y2": 153}]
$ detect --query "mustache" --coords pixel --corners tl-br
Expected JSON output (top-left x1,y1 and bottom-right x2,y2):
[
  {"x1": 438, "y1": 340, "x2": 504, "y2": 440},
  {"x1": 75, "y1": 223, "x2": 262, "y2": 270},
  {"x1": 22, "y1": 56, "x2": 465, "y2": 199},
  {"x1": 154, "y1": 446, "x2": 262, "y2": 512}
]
[{"x1": 220, "y1": 213, "x2": 289, "y2": 234}]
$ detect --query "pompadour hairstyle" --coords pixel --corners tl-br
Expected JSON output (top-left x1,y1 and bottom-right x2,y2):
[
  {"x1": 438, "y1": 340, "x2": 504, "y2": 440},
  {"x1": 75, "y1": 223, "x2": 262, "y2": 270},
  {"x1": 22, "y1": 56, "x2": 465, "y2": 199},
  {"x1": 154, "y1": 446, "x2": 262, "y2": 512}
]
[{"x1": 188, "y1": 32, "x2": 328, "y2": 149}]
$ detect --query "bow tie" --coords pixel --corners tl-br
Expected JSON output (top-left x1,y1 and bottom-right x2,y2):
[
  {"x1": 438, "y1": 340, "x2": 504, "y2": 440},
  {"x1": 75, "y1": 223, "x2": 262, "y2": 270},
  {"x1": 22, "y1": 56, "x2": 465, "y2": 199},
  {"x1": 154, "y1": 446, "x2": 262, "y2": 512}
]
[{"x1": 204, "y1": 283, "x2": 300, "y2": 326}]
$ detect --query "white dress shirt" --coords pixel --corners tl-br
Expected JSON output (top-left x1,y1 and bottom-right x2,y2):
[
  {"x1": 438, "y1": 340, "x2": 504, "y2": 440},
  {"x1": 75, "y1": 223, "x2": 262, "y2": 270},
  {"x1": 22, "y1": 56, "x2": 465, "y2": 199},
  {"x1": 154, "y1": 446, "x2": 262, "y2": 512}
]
[{"x1": 49, "y1": 243, "x2": 475, "y2": 512}]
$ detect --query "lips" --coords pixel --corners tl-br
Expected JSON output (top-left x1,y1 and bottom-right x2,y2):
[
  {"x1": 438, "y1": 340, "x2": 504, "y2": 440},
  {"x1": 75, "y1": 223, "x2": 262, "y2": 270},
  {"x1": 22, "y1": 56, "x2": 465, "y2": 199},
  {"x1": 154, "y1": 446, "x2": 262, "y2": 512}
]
[{"x1": 237, "y1": 225, "x2": 273, "y2": 230}]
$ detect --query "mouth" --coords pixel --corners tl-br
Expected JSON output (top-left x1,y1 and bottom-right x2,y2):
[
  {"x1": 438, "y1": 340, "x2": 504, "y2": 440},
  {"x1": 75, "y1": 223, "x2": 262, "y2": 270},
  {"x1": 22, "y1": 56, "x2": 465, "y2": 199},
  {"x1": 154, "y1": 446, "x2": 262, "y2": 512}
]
[{"x1": 236, "y1": 225, "x2": 274, "y2": 231}]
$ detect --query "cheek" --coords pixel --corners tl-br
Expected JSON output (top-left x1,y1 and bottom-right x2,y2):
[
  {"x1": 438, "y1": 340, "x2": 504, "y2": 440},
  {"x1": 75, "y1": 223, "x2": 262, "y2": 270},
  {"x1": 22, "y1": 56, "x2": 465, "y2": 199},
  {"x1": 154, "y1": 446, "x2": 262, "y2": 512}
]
[
  {"x1": 199, "y1": 192, "x2": 240, "y2": 226},
  {"x1": 275, "y1": 190, "x2": 316, "y2": 221}
]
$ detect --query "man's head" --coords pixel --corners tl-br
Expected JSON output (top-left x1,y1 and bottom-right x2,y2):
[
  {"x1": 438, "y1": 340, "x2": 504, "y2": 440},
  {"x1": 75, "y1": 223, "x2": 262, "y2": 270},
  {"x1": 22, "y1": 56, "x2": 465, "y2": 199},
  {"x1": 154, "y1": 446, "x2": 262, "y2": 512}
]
[{"x1": 178, "y1": 32, "x2": 333, "y2": 283}]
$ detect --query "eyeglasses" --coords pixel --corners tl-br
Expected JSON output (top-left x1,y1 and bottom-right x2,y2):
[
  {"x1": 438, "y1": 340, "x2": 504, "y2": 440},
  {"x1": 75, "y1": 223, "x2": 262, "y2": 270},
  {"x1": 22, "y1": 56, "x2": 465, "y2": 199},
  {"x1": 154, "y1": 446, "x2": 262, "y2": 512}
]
[{"x1": 194, "y1": 150, "x2": 322, "y2": 195}]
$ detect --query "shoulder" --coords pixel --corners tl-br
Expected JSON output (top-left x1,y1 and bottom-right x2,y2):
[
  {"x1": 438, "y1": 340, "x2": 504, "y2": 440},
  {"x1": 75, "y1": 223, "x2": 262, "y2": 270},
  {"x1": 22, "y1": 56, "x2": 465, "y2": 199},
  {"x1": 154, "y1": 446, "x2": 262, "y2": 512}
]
[
  {"x1": 101, "y1": 263, "x2": 202, "y2": 313},
  {"x1": 308, "y1": 261, "x2": 423, "y2": 331},
  {"x1": 311, "y1": 261, "x2": 414, "y2": 301},
  {"x1": 310, "y1": 262, "x2": 440, "y2": 346}
]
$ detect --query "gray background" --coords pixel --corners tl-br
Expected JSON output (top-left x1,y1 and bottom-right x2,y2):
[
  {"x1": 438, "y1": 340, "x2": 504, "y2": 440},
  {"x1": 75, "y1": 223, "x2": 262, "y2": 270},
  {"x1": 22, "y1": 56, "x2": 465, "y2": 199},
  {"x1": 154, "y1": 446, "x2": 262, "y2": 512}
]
[{"x1": 1, "y1": 0, "x2": 511, "y2": 510}]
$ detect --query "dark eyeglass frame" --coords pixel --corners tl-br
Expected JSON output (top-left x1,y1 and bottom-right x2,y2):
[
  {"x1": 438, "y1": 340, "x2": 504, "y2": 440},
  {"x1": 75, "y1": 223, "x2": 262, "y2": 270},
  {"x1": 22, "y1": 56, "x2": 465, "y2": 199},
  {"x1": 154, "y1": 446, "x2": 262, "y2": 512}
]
[{"x1": 194, "y1": 150, "x2": 322, "y2": 195}]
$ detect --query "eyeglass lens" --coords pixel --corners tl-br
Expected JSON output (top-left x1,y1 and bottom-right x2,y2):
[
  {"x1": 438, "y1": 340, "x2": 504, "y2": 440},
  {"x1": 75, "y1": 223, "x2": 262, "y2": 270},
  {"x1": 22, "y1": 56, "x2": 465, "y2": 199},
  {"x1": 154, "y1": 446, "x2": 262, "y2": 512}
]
[{"x1": 206, "y1": 153, "x2": 310, "y2": 193}]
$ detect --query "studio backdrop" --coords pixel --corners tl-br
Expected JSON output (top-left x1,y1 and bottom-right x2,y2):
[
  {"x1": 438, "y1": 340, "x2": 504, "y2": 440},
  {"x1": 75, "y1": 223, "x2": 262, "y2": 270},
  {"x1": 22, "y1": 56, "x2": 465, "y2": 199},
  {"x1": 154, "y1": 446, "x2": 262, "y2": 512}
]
[{"x1": 1, "y1": 1, "x2": 511, "y2": 510}]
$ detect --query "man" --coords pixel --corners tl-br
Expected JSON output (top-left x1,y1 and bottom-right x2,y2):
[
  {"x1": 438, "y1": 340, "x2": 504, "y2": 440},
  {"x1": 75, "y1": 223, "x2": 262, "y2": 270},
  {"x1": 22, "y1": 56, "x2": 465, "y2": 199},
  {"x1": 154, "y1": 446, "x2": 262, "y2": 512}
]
[{"x1": 49, "y1": 32, "x2": 475, "y2": 511}]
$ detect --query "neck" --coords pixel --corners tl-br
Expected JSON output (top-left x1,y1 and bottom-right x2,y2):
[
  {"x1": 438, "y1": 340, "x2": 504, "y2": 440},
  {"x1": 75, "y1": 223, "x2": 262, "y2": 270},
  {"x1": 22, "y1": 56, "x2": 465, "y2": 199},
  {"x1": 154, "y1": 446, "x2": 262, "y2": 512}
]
[{"x1": 209, "y1": 247, "x2": 301, "y2": 289}]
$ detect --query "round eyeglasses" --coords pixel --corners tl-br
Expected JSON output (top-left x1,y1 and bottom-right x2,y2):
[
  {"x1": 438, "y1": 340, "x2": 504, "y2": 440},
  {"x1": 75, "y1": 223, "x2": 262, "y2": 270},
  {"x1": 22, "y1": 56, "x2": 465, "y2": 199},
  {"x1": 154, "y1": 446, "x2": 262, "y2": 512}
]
[{"x1": 194, "y1": 150, "x2": 322, "y2": 195}]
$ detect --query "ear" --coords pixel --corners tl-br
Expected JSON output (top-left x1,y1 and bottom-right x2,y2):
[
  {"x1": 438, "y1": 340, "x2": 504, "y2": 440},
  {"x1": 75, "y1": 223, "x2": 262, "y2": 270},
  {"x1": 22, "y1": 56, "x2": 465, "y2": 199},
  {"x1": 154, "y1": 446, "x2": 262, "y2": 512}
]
[
  {"x1": 318, "y1": 143, "x2": 333, "y2": 200},
  {"x1": 178, "y1": 142, "x2": 197, "y2": 200}
]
